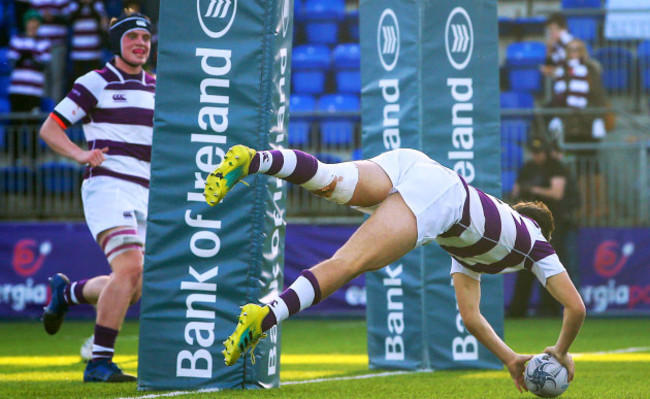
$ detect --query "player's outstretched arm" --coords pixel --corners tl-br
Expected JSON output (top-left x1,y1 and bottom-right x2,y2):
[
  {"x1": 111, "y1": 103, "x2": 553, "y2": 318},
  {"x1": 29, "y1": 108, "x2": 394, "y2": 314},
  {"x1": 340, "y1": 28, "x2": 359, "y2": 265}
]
[
  {"x1": 543, "y1": 271, "x2": 586, "y2": 381},
  {"x1": 452, "y1": 272, "x2": 533, "y2": 393}
]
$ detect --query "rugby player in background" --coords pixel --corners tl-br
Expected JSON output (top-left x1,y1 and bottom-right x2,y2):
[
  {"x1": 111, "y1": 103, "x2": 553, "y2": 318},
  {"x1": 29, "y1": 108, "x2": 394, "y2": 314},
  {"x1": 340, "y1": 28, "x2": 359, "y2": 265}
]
[
  {"x1": 40, "y1": 10, "x2": 155, "y2": 382},
  {"x1": 205, "y1": 145, "x2": 586, "y2": 392}
]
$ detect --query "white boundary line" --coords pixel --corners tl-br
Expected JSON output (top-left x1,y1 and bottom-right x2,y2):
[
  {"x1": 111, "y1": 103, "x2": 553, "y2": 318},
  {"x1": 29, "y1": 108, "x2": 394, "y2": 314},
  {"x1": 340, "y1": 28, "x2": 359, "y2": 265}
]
[
  {"x1": 116, "y1": 346, "x2": 650, "y2": 399},
  {"x1": 116, "y1": 370, "x2": 430, "y2": 399}
]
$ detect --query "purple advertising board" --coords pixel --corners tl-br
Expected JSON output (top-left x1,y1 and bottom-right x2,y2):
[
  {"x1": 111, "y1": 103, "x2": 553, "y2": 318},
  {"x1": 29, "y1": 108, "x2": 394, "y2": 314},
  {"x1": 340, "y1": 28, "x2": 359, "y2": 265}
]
[
  {"x1": 578, "y1": 228, "x2": 650, "y2": 316},
  {"x1": 1, "y1": 222, "x2": 363, "y2": 319},
  {"x1": 0, "y1": 222, "x2": 139, "y2": 319}
]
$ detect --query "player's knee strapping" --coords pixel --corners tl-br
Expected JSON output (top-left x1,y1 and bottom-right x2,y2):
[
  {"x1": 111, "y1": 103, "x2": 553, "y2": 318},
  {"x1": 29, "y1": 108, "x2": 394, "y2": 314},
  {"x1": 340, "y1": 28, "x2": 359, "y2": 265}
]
[
  {"x1": 100, "y1": 227, "x2": 144, "y2": 263},
  {"x1": 250, "y1": 149, "x2": 359, "y2": 205}
]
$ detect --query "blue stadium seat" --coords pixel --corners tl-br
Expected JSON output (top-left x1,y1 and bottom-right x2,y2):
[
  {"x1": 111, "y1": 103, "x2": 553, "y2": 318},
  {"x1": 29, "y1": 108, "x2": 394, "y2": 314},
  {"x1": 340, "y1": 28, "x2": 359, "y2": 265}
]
[
  {"x1": 318, "y1": 94, "x2": 359, "y2": 146},
  {"x1": 289, "y1": 94, "x2": 315, "y2": 146},
  {"x1": 1, "y1": 166, "x2": 33, "y2": 193},
  {"x1": 567, "y1": 16, "x2": 598, "y2": 42},
  {"x1": 351, "y1": 148, "x2": 362, "y2": 161},
  {"x1": 501, "y1": 170, "x2": 517, "y2": 196},
  {"x1": 500, "y1": 91, "x2": 534, "y2": 109},
  {"x1": 294, "y1": 0, "x2": 304, "y2": 22},
  {"x1": 332, "y1": 43, "x2": 360, "y2": 93},
  {"x1": 345, "y1": 9, "x2": 360, "y2": 41},
  {"x1": 303, "y1": 0, "x2": 345, "y2": 44},
  {"x1": 501, "y1": 141, "x2": 524, "y2": 172},
  {"x1": 39, "y1": 161, "x2": 79, "y2": 194},
  {"x1": 561, "y1": 0, "x2": 601, "y2": 8},
  {"x1": 0, "y1": 47, "x2": 11, "y2": 75},
  {"x1": 292, "y1": 45, "x2": 331, "y2": 94},
  {"x1": 506, "y1": 42, "x2": 546, "y2": 93},
  {"x1": 40, "y1": 97, "x2": 55, "y2": 113},
  {"x1": 0, "y1": 97, "x2": 9, "y2": 114},
  {"x1": 314, "y1": 152, "x2": 343, "y2": 164},
  {"x1": 593, "y1": 47, "x2": 634, "y2": 91},
  {"x1": 638, "y1": 41, "x2": 650, "y2": 91},
  {"x1": 0, "y1": 74, "x2": 10, "y2": 98}
]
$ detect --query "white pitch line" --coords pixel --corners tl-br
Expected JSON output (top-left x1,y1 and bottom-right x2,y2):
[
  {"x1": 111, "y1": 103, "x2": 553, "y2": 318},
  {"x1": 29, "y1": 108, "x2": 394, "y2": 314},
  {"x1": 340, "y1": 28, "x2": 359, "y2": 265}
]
[
  {"x1": 115, "y1": 370, "x2": 430, "y2": 399},
  {"x1": 578, "y1": 346, "x2": 650, "y2": 355},
  {"x1": 115, "y1": 346, "x2": 650, "y2": 399}
]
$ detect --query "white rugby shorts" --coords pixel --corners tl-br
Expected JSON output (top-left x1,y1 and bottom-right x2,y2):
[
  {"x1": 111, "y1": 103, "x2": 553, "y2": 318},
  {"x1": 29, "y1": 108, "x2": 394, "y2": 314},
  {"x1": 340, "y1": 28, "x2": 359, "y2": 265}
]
[
  {"x1": 366, "y1": 149, "x2": 466, "y2": 248},
  {"x1": 81, "y1": 176, "x2": 148, "y2": 242}
]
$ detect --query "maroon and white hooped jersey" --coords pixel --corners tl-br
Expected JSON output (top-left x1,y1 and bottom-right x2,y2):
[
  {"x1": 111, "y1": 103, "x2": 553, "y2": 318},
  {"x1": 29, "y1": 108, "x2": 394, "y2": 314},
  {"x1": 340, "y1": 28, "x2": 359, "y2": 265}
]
[
  {"x1": 52, "y1": 60, "x2": 155, "y2": 188},
  {"x1": 437, "y1": 176, "x2": 565, "y2": 286}
]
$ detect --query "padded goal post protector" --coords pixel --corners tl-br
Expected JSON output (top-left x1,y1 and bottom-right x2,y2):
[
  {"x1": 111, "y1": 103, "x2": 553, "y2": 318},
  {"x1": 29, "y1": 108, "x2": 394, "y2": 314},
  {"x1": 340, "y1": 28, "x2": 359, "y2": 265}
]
[
  {"x1": 361, "y1": 0, "x2": 503, "y2": 371},
  {"x1": 138, "y1": 0, "x2": 293, "y2": 390}
]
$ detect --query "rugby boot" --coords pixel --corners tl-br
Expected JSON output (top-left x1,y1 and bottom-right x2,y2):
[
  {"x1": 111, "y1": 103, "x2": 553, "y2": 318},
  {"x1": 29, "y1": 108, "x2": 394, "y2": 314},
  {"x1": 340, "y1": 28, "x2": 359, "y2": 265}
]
[
  {"x1": 222, "y1": 304, "x2": 269, "y2": 366},
  {"x1": 204, "y1": 144, "x2": 256, "y2": 206},
  {"x1": 84, "y1": 358, "x2": 136, "y2": 383},
  {"x1": 42, "y1": 273, "x2": 70, "y2": 335}
]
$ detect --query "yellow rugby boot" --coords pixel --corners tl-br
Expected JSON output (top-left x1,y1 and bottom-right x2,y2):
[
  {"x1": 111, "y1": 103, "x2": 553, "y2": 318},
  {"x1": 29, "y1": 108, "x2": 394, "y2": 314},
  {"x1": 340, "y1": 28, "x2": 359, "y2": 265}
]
[
  {"x1": 204, "y1": 145, "x2": 256, "y2": 206},
  {"x1": 222, "y1": 304, "x2": 269, "y2": 366}
]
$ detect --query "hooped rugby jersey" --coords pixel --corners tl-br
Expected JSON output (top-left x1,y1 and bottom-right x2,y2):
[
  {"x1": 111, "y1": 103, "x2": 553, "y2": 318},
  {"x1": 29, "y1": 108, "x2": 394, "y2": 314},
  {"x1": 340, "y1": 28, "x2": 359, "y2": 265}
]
[
  {"x1": 52, "y1": 60, "x2": 155, "y2": 188},
  {"x1": 437, "y1": 175, "x2": 565, "y2": 285}
]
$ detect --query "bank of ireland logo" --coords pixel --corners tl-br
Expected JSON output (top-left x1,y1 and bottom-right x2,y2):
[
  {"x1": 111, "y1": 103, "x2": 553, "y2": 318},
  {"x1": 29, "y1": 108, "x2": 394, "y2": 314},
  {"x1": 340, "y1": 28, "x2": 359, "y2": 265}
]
[
  {"x1": 197, "y1": 0, "x2": 238, "y2": 38},
  {"x1": 445, "y1": 7, "x2": 474, "y2": 70},
  {"x1": 377, "y1": 9, "x2": 399, "y2": 72}
]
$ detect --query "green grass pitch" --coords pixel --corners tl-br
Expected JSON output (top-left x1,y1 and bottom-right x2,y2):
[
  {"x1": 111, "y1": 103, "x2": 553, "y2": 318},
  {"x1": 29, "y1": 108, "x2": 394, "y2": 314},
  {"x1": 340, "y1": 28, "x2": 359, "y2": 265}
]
[{"x1": 1, "y1": 317, "x2": 648, "y2": 398}]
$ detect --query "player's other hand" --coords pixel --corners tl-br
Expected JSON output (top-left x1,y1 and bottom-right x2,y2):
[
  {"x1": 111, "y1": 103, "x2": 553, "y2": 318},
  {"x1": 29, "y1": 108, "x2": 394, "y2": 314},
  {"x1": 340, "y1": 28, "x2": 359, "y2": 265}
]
[
  {"x1": 506, "y1": 353, "x2": 533, "y2": 393},
  {"x1": 544, "y1": 346, "x2": 575, "y2": 382},
  {"x1": 76, "y1": 147, "x2": 108, "y2": 167}
]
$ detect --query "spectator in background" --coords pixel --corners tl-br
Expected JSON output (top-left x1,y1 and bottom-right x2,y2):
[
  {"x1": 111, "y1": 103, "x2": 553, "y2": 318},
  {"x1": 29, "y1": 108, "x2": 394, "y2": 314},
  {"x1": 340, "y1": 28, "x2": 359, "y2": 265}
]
[
  {"x1": 30, "y1": 0, "x2": 70, "y2": 102},
  {"x1": 548, "y1": 38, "x2": 608, "y2": 220},
  {"x1": 13, "y1": 0, "x2": 31, "y2": 33},
  {"x1": 8, "y1": 9, "x2": 50, "y2": 113},
  {"x1": 509, "y1": 139, "x2": 572, "y2": 317},
  {"x1": 541, "y1": 12, "x2": 574, "y2": 77},
  {"x1": 66, "y1": 0, "x2": 109, "y2": 86}
]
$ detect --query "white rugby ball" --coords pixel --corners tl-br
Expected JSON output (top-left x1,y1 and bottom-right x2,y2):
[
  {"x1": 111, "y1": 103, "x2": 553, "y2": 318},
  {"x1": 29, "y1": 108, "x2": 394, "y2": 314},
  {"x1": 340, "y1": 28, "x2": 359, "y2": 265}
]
[{"x1": 524, "y1": 354, "x2": 570, "y2": 398}]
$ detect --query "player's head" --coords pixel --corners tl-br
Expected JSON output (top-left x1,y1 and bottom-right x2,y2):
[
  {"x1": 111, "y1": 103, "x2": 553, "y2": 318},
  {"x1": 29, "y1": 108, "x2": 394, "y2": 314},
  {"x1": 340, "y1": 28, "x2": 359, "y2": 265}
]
[
  {"x1": 513, "y1": 201, "x2": 555, "y2": 240},
  {"x1": 545, "y1": 12, "x2": 567, "y2": 42},
  {"x1": 566, "y1": 39, "x2": 588, "y2": 62},
  {"x1": 23, "y1": 9, "x2": 42, "y2": 37},
  {"x1": 109, "y1": 10, "x2": 152, "y2": 68}
]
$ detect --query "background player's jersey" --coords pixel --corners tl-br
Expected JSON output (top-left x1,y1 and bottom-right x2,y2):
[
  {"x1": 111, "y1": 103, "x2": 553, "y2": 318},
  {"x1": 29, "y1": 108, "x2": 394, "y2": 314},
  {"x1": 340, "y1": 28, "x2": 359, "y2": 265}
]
[
  {"x1": 437, "y1": 176, "x2": 565, "y2": 286},
  {"x1": 52, "y1": 60, "x2": 155, "y2": 188}
]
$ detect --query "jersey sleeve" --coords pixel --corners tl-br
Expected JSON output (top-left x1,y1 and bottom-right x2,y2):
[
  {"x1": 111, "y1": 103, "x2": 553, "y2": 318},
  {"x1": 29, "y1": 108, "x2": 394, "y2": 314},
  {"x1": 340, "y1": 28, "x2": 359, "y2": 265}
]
[
  {"x1": 531, "y1": 253, "x2": 566, "y2": 286},
  {"x1": 52, "y1": 71, "x2": 103, "y2": 128},
  {"x1": 450, "y1": 257, "x2": 481, "y2": 281}
]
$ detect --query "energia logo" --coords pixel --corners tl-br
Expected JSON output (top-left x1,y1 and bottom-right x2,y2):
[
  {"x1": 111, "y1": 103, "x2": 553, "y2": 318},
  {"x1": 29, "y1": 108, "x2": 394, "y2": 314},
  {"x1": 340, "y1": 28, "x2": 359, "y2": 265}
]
[
  {"x1": 377, "y1": 8, "x2": 399, "y2": 72},
  {"x1": 445, "y1": 7, "x2": 474, "y2": 70},
  {"x1": 197, "y1": 0, "x2": 237, "y2": 38}
]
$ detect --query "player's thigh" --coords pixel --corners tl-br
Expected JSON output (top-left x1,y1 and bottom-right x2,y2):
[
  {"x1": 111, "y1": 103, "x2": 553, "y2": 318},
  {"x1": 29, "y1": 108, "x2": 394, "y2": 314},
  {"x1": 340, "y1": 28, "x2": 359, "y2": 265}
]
[
  {"x1": 336, "y1": 192, "x2": 417, "y2": 273},
  {"x1": 348, "y1": 160, "x2": 393, "y2": 207}
]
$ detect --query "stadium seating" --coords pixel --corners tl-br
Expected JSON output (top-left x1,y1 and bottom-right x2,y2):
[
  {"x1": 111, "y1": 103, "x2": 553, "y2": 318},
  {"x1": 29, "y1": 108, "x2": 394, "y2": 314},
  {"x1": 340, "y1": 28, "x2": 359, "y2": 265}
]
[
  {"x1": 0, "y1": 47, "x2": 10, "y2": 75},
  {"x1": 1, "y1": 165, "x2": 33, "y2": 193},
  {"x1": 638, "y1": 41, "x2": 650, "y2": 91},
  {"x1": 288, "y1": 94, "x2": 315, "y2": 146},
  {"x1": 593, "y1": 46, "x2": 634, "y2": 91},
  {"x1": 345, "y1": 9, "x2": 360, "y2": 42},
  {"x1": 39, "y1": 161, "x2": 79, "y2": 194},
  {"x1": 314, "y1": 152, "x2": 343, "y2": 164},
  {"x1": 501, "y1": 170, "x2": 517, "y2": 196},
  {"x1": 0, "y1": 97, "x2": 9, "y2": 114},
  {"x1": 40, "y1": 97, "x2": 55, "y2": 113},
  {"x1": 303, "y1": 0, "x2": 345, "y2": 44},
  {"x1": 332, "y1": 43, "x2": 361, "y2": 94},
  {"x1": 505, "y1": 41, "x2": 546, "y2": 93},
  {"x1": 351, "y1": 148, "x2": 362, "y2": 161},
  {"x1": 0, "y1": 74, "x2": 10, "y2": 98},
  {"x1": 292, "y1": 45, "x2": 331, "y2": 94},
  {"x1": 567, "y1": 16, "x2": 598, "y2": 42},
  {"x1": 561, "y1": 0, "x2": 601, "y2": 8},
  {"x1": 318, "y1": 94, "x2": 359, "y2": 146}
]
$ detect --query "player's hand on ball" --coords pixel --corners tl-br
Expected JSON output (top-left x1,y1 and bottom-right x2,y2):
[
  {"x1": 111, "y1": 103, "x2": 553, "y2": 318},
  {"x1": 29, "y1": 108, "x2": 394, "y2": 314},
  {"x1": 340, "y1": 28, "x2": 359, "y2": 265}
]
[
  {"x1": 506, "y1": 353, "x2": 534, "y2": 392},
  {"x1": 76, "y1": 147, "x2": 108, "y2": 167},
  {"x1": 544, "y1": 346, "x2": 575, "y2": 382}
]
